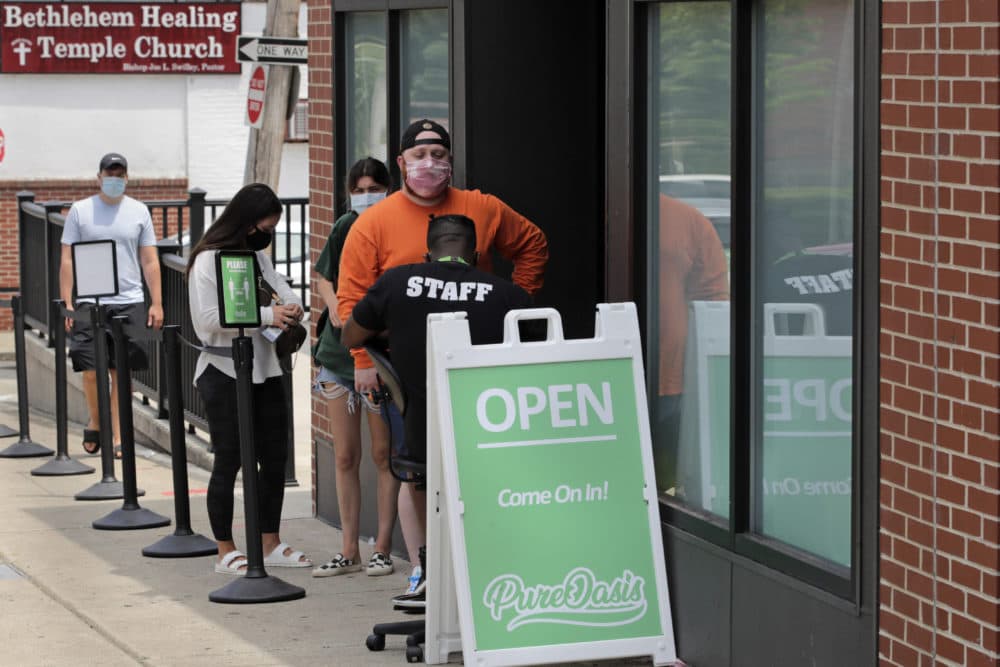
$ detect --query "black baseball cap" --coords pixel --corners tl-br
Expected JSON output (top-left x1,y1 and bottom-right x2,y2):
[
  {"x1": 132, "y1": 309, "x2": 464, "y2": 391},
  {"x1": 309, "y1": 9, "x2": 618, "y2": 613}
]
[
  {"x1": 99, "y1": 153, "x2": 128, "y2": 172},
  {"x1": 400, "y1": 119, "x2": 450, "y2": 153}
]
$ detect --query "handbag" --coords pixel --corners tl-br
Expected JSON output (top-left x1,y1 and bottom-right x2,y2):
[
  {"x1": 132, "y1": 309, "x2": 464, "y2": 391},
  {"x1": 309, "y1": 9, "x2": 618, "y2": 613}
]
[{"x1": 256, "y1": 270, "x2": 307, "y2": 362}]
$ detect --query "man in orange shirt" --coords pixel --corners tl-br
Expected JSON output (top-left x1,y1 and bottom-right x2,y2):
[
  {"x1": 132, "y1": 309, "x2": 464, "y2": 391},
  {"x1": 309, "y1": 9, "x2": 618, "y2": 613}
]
[
  {"x1": 336, "y1": 119, "x2": 548, "y2": 583},
  {"x1": 655, "y1": 193, "x2": 729, "y2": 492}
]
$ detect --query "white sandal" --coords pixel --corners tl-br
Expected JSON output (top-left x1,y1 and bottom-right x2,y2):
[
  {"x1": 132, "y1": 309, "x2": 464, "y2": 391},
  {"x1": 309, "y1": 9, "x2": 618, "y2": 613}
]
[
  {"x1": 264, "y1": 542, "x2": 312, "y2": 568},
  {"x1": 214, "y1": 550, "x2": 248, "y2": 576}
]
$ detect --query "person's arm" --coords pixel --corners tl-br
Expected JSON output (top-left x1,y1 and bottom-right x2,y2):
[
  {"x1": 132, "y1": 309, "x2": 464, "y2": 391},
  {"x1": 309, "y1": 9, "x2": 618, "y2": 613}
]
[
  {"x1": 316, "y1": 278, "x2": 341, "y2": 326},
  {"x1": 340, "y1": 315, "x2": 378, "y2": 350},
  {"x1": 139, "y1": 245, "x2": 164, "y2": 328},
  {"x1": 336, "y1": 222, "x2": 379, "y2": 371},
  {"x1": 59, "y1": 245, "x2": 75, "y2": 331},
  {"x1": 188, "y1": 252, "x2": 225, "y2": 336},
  {"x1": 691, "y1": 214, "x2": 730, "y2": 302},
  {"x1": 313, "y1": 227, "x2": 343, "y2": 326},
  {"x1": 490, "y1": 196, "x2": 549, "y2": 295}
]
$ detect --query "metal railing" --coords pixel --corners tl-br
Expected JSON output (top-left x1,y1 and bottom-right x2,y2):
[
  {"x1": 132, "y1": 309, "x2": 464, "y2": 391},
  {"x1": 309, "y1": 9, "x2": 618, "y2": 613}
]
[{"x1": 15, "y1": 189, "x2": 309, "y2": 437}]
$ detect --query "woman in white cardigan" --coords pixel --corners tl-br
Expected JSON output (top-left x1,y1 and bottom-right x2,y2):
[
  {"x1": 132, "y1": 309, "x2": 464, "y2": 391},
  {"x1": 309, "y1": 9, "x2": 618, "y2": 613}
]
[{"x1": 186, "y1": 183, "x2": 311, "y2": 575}]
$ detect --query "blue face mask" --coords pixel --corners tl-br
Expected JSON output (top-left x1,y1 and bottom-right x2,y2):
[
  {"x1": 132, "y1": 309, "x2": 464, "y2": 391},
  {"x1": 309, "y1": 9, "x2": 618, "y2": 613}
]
[
  {"x1": 350, "y1": 191, "x2": 386, "y2": 213},
  {"x1": 101, "y1": 176, "x2": 126, "y2": 199}
]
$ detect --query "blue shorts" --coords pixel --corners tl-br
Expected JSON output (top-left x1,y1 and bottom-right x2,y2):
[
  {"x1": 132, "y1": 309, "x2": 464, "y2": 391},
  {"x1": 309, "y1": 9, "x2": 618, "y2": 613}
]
[{"x1": 313, "y1": 367, "x2": 406, "y2": 456}]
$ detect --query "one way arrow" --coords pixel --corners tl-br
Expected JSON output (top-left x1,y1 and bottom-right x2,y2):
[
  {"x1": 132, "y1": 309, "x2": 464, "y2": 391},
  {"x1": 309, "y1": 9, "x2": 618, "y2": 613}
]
[{"x1": 237, "y1": 36, "x2": 308, "y2": 65}]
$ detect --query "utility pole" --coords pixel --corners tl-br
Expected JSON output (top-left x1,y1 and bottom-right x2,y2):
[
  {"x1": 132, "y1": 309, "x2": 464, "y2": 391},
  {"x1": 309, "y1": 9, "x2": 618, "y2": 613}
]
[{"x1": 244, "y1": 0, "x2": 300, "y2": 189}]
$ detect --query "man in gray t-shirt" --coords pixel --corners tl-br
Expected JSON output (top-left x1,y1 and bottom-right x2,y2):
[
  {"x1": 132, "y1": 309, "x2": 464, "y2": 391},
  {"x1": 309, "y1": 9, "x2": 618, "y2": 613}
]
[{"x1": 59, "y1": 152, "x2": 164, "y2": 457}]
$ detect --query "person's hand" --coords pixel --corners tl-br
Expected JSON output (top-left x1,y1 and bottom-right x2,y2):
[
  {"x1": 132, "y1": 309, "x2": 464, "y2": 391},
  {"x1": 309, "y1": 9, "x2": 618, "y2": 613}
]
[
  {"x1": 286, "y1": 303, "x2": 304, "y2": 321},
  {"x1": 64, "y1": 306, "x2": 73, "y2": 333},
  {"x1": 328, "y1": 307, "x2": 344, "y2": 327},
  {"x1": 272, "y1": 304, "x2": 301, "y2": 330},
  {"x1": 354, "y1": 367, "x2": 379, "y2": 394},
  {"x1": 147, "y1": 304, "x2": 164, "y2": 329}
]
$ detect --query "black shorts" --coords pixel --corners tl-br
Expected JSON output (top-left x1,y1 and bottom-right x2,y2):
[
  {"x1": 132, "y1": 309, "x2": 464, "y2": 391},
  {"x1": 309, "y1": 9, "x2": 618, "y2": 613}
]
[{"x1": 68, "y1": 302, "x2": 150, "y2": 373}]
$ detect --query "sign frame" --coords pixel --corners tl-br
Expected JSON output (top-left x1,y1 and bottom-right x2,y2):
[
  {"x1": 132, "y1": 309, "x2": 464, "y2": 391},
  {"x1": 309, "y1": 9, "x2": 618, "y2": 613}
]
[
  {"x1": 424, "y1": 304, "x2": 677, "y2": 667},
  {"x1": 214, "y1": 250, "x2": 260, "y2": 329},
  {"x1": 72, "y1": 240, "x2": 119, "y2": 300}
]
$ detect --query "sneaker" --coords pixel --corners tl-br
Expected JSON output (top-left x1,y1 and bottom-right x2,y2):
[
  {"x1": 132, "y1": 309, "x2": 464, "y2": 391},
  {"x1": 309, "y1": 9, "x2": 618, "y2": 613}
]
[
  {"x1": 406, "y1": 565, "x2": 423, "y2": 594},
  {"x1": 312, "y1": 553, "x2": 363, "y2": 578},
  {"x1": 367, "y1": 551, "x2": 394, "y2": 576},
  {"x1": 392, "y1": 589, "x2": 426, "y2": 610}
]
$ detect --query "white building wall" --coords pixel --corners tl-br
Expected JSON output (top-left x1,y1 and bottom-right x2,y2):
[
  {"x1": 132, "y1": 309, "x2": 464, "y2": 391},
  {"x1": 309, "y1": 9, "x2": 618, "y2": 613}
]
[{"x1": 0, "y1": 1, "x2": 308, "y2": 199}]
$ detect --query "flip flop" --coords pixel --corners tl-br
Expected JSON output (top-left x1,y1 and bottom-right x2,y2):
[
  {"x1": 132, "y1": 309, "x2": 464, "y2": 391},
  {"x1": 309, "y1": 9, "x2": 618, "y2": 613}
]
[
  {"x1": 264, "y1": 542, "x2": 312, "y2": 568},
  {"x1": 82, "y1": 429, "x2": 100, "y2": 455}
]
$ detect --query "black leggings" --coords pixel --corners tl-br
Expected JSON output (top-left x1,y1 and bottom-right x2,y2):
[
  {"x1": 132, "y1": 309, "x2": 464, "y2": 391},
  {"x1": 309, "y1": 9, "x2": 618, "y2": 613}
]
[{"x1": 196, "y1": 364, "x2": 288, "y2": 542}]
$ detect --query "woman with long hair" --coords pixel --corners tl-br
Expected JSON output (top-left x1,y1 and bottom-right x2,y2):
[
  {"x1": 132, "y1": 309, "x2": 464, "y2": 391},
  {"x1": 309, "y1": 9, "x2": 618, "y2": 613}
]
[
  {"x1": 187, "y1": 182, "x2": 311, "y2": 575},
  {"x1": 311, "y1": 157, "x2": 400, "y2": 580}
]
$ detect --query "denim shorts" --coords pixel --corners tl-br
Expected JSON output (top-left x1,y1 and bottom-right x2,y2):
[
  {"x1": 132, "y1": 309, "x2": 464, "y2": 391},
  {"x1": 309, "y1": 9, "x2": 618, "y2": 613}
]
[
  {"x1": 313, "y1": 367, "x2": 380, "y2": 414},
  {"x1": 314, "y1": 367, "x2": 406, "y2": 457}
]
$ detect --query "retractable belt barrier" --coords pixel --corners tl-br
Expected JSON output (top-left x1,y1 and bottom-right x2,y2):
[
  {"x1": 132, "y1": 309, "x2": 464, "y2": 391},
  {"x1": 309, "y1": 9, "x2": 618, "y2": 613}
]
[
  {"x1": 143, "y1": 324, "x2": 217, "y2": 557},
  {"x1": 31, "y1": 301, "x2": 95, "y2": 477},
  {"x1": 92, "y1": 315, "x2": 170, "y2": 530},
  {"x1": 0, "y1": 295, "x2": 55, "y2": 459}
]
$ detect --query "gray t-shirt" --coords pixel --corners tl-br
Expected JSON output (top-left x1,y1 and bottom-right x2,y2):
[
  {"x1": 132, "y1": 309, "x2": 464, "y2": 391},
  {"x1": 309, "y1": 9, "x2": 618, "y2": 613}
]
[{"x1": 61, "y1": 195, "x2": 156, "y2": 304}]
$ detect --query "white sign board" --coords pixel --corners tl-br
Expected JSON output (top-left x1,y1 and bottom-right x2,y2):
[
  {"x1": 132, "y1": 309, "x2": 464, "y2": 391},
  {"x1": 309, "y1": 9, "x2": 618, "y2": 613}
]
[
  {"x1": 72, "y1": 240, "x2": 118, "y2": 299},
  {"x1": 424, "y1": 304, "x2": 677, "y2": 667}
]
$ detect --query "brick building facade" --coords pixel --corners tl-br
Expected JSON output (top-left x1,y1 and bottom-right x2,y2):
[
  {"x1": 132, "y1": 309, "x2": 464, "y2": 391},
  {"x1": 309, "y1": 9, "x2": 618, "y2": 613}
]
[{"x1": 879, "y1": 1, "x2": 999, "y2": 665}]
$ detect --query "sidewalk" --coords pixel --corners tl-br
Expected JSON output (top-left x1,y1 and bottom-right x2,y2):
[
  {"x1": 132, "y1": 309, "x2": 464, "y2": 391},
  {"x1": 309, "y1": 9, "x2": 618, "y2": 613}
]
[{"x1": 0, "y1": 359, "x2": 434, "y2": 667}]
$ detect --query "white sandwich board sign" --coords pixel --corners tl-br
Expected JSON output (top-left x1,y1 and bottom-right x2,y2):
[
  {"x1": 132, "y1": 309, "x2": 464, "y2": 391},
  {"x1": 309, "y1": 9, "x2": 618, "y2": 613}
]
[{"x1": 424, "y1": 303, "x2": 677, "y2": 666}]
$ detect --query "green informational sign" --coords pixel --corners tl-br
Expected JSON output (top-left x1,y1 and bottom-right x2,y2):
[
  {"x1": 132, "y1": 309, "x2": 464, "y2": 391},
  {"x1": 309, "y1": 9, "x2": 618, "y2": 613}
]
[
  {"x1": 426, "y1": 305, "x2": 675, "y2": 667},
  {"x1": 447, "y1": 358, "x2": 663, "y2": 650},
  {"x1": 214, "y1": 251, "x2": 260, "y2": 328}
]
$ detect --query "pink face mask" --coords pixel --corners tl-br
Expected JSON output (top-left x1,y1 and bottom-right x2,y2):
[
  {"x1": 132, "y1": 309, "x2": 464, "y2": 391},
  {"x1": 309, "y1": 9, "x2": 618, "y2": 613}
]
[{"x1": 405, "y1": 158, "x2": 451, "y2": 198}]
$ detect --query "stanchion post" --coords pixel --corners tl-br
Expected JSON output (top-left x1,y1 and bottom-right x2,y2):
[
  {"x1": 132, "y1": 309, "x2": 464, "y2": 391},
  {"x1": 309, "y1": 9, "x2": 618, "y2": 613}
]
[
  {"x1": 282, "y1": 369, "x2": 298, "y2": 486},
  {"x1": 93, "y1": 316, "x2": 166, "y2": 529},
  {"x1": 142, "y1": 325, "x2": 216, "y2": 557},
  {"x1": 31, "y1": 300, "x2": 94, "y2": 476},
  {"x1": 0, "y1": 295, "x2": 54, "y2": 458},
  {"x1": 208, "y1": 334, "x2": 304, "y2": 603},
  {"x1": 0, "y1": 296, "x2": 19, "y2": 438},
  {"x1": 74, "y1": 304, "x2": 128, "y2": 500}
]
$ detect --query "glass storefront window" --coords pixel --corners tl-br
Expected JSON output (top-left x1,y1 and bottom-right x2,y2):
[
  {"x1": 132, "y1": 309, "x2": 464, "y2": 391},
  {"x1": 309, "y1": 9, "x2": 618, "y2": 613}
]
[
  {"x1": 752, "y1": 0, "x2": 855, "y2": 567},
  {"x1": 400, "y1": 9, "x2": 449, "y2": 131},
  {"x1": 646, "y1": 2, "x2": 732, "y2": 519},
  {"x1": 345, "y1": 12, "x2": 387, "y2": 164}
]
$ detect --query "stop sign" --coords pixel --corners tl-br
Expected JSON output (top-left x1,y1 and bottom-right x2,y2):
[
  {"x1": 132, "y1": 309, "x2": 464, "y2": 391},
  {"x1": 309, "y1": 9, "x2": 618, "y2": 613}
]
[
  {"x1": 0, "y1": 128, "x2": 5, "y2": 163},
  {"x1": 246, "y1": 65, "x2": 267, "y2": 128}
]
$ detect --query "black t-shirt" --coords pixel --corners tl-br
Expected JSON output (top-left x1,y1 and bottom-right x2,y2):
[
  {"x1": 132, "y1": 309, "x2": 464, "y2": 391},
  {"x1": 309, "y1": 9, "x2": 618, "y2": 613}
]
[
  {"x1": 763, "y1": 252, "x2": 853, "y2": 336},
  {"x1": 352, "y1": 259, "x2": 532, "y2": 458}
]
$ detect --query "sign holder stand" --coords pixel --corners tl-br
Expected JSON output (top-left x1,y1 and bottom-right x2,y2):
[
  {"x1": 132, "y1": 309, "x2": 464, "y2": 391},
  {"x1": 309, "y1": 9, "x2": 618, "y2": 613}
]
[
  {"x1": 70, "y1": 241, "x2": 139, "y2": 500},
  {"x1": 208, "y1": 251, "x2": 304, "y2": 604},
  {"x1": 424, "y1": 304, "x2": 677, "y2": 667}
]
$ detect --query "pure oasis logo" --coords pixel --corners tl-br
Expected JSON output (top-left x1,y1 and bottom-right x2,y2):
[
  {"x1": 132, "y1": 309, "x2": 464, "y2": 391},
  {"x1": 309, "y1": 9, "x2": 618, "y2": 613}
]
[{"x1": 483, "y1": 567, "x2": 647, "y2": 631}]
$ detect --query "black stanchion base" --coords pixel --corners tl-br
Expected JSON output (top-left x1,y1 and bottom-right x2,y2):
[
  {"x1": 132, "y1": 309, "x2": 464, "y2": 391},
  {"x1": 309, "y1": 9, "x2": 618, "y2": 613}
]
[
  {"x1": 74, "y1": 480, "x2": 145, "y2": 501},
  {"x1": 31, "y1": 455, "x2": 95, "y2": 477},
  {"x1": 0, "y1": 424, "x2": 18, "y2": 438},
  {"x1": 143, "y1": 532, "x2": 218, "y2": 558},
  {"x1": 93, "y1": 507, "x2": 171, "y2": 530},
  {"x1": 0, "y1": 439, "x2": 54, "y2": 458},
  {"x1": 209, "y1": 573, "x2": 306, "y2": 604}
]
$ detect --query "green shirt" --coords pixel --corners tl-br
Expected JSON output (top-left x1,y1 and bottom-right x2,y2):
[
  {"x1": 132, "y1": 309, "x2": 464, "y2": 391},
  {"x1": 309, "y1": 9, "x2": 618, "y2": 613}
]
[{"x1": 312, "y1": 211, "x2": 359, "y2": 381}]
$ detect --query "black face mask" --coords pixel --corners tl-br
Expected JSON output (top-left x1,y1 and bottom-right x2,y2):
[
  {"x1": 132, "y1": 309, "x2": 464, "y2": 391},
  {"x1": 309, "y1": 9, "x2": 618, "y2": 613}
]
[{"x1": 247, "y1": 229, "x2": 272, "y2": 251}]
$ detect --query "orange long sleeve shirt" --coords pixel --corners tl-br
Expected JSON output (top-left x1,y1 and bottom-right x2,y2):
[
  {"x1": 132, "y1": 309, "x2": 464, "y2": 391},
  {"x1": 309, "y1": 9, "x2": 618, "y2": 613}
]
[{"x1": 337, "y1": 187, "x2": 549, "y2": 369}]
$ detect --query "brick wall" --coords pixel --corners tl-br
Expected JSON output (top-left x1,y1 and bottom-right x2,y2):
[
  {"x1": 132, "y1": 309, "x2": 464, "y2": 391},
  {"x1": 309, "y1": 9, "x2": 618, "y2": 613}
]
[
  {"x1": 880, "y1": 2, "x2": 999, "y2": 665},
  {"x1": 307, "y1": 0, "x2": 334, "y2": 507},
  {"x1": 0, "y1": 178, "x2": 189, "y2": 330}
]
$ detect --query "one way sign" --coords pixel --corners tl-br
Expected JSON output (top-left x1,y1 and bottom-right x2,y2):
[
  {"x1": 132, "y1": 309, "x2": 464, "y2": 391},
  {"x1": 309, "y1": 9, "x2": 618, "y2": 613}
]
[{"x1": 237, "y1": 36, "x2": 308, "y2": 65}]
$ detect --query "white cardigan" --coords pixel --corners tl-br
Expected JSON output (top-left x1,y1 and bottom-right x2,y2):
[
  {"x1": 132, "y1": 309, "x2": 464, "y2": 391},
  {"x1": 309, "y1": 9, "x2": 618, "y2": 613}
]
[{"x1": 188, "y1": 249, "x2": 302, "y2": 384}]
